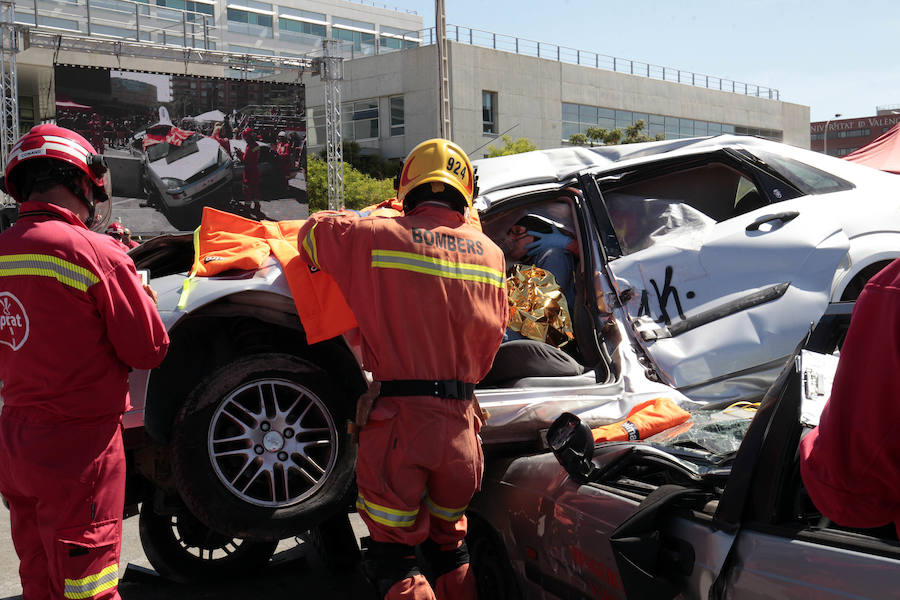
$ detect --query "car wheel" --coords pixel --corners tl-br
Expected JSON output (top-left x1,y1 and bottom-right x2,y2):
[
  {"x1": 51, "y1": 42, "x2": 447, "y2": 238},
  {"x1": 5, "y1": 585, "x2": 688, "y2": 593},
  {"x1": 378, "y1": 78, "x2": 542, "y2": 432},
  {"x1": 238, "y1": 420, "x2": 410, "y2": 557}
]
[
  {"x1": 468, "y1": 516, "x2": 521, "y2": 599},
  {"x1": 138, "y1": 504, "x2": 278, "y2": 583},
  {"x1": 171, "y1": 353, "x2": 357, "y2": 540}
]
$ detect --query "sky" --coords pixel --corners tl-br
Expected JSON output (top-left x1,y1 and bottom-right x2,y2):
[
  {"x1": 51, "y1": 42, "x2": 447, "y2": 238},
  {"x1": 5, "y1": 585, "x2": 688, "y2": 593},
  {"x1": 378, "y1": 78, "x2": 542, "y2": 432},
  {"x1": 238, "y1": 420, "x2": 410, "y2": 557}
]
[{"x1": 410, "y1": 0, "x2": 900, "y2": 122}]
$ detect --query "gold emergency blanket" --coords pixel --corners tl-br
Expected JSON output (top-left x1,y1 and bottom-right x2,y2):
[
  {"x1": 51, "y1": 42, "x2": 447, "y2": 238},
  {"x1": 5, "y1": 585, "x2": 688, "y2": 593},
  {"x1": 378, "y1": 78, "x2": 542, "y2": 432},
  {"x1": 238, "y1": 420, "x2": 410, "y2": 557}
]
[{"x1": 506, "y1": 264, "x2": 573, "y2": 347}]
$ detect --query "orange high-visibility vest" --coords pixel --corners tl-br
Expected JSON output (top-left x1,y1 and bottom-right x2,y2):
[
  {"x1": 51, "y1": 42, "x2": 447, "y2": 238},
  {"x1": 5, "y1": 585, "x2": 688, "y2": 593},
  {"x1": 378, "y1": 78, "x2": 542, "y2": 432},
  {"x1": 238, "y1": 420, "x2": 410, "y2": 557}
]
[{"x1": 186, "y1": 207, "x2": 357, "y2": 344}]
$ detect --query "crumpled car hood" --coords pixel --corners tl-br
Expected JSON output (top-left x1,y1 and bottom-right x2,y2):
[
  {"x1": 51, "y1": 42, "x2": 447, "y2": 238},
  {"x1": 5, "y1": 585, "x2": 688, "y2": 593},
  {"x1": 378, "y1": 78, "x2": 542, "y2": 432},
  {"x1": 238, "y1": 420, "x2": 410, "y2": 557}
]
[{"x1": 148, "y1": 136, "x2": 221, "y2": 180}]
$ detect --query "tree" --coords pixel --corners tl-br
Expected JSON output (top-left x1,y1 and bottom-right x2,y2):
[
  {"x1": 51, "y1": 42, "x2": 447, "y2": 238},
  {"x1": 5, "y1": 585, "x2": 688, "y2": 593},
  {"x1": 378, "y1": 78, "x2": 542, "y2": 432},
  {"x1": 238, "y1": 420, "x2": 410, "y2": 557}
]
[
  {"x1": 318, "y1": 141, "x2": 402, "y2": 180},
  {"x1": 569, "y1": 119, "x2": 663, "y2": 147},
  {"x1": 306, "y1": 157, "x2": 397, "y2": 213},
  {"x1": 485, "y1": 135, "x2": 537, "y2": 157}
]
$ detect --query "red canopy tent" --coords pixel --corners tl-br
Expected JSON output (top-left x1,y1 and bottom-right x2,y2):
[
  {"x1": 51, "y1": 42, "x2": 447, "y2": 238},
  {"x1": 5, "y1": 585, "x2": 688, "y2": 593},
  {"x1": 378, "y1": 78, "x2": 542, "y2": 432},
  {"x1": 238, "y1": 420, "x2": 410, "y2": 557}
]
[{"x1": 843, "y1": 122, "x2": 900, "y2": 174}]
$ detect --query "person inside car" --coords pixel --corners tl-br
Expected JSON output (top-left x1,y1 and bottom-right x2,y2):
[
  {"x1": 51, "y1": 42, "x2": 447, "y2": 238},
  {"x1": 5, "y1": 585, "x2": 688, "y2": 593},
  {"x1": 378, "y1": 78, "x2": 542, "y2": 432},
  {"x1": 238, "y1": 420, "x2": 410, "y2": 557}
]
[{"x1": 482, "y1": 207, "x2": 585, "y2": 386}]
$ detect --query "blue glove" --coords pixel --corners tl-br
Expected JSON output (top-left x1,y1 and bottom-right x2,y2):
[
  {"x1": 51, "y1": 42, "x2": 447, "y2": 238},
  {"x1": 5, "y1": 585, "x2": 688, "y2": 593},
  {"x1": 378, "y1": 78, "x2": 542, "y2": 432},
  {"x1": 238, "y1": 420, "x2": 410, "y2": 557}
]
[
  {"x1": 347, "y1": 209, "x2": 371, "y2": 217},
  {"x1": 525, "y1": 224, "x2": 570, "y2": 257}
]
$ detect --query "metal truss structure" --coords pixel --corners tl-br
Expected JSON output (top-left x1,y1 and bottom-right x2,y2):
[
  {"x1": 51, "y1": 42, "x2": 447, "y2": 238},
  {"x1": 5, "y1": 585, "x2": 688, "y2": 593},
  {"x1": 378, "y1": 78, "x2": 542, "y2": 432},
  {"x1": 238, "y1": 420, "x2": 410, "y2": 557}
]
[
  {"x1": 0, "y1": 19, "x2": 345, "y2": 207},
  {"x1": 321, "y1": 39, "x2": 344, "y2": 211},
  {"x1": 0, "y1": 0, "x2": 19, "y2": 205}
]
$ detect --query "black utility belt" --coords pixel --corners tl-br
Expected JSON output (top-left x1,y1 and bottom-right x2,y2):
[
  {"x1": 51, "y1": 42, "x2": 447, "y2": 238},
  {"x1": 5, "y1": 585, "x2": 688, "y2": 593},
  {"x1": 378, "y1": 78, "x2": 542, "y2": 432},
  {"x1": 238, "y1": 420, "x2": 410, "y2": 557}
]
[{"x1": 379, "y1": 380, "x2": 475, "y2": 401}]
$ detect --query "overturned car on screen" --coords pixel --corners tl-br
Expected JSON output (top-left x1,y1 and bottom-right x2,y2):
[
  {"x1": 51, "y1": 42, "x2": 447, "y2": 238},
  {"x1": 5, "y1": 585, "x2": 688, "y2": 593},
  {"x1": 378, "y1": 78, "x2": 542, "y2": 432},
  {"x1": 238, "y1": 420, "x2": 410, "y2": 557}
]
[
  {"x1": 135, "y1": 111, "x2": 233, "y2": 229},
  {"x1": 120, "y1": 134, "x2": 900, "y2": 584}
]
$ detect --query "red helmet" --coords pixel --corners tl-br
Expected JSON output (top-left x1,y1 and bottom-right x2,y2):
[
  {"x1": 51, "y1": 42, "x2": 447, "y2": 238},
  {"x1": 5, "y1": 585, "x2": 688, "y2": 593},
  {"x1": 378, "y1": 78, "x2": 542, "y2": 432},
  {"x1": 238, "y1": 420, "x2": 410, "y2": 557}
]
[
  {"x1": 241, "y1": 128, "x2": 255, "y2": 141},
  {"x1": 106, "y1": 221, "x2": 125, "y2": 235},
  {"x1": 4, "y1": 124, "x2": 111, "y2": 204}
]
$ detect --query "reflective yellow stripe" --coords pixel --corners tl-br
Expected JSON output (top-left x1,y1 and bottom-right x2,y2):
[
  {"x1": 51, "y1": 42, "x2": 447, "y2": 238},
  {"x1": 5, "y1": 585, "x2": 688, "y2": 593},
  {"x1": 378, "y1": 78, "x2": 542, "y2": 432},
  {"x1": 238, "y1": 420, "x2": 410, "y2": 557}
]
[
  {"x1": 356, "y1": 494, "x2": 418, "y2": 528},
  {"x1": 0, "y1": 253, "x2": 99, "y2": 292},
  {"x1": 425, "y1": 495, "x2": 467, "y2": 522},
  {"x1": 371, "y1": 249, "x2": 504, "y2": 288},
  {"x1": 177, "y1": 226, "x2": 202, "y2": 310},
  {"x1": 302, "y1": 223, "x2": 320, "y2": 269},
  {"x1": 63, "y1": 563, "x2": 118, "y2": 599}
]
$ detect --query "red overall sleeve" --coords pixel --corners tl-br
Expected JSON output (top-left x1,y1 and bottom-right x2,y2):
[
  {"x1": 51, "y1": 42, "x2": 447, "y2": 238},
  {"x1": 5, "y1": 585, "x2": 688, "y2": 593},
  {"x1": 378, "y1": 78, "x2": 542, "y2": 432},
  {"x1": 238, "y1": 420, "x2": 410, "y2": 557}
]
[
  {"x1": 91, "y1": 255, "x2": 169, "y2": 370},
  {"x1": 297, "y1": 210, "x2": 363, "y2": 292},
  {"x1": 800, "y1": 259, "x2": 900, "y2": 531}
]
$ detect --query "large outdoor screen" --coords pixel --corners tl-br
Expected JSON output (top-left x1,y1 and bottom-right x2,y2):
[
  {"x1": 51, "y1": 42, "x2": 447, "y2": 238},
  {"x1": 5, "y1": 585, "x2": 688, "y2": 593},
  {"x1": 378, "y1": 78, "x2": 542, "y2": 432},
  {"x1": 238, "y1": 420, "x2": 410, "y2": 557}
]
[{"x1": 54, "y1": 64, "x2": 308, "y2": 235}]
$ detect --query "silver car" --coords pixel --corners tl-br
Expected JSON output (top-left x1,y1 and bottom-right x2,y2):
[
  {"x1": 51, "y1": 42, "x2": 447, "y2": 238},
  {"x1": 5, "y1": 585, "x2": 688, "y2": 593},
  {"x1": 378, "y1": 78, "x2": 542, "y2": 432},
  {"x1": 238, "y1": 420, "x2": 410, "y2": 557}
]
[
  {"x1": 468, "y1": 307, "x2": 900, "y2": 599},
  {"x1": 122, "y1": 134, "x2": 898, "y2": 583}
]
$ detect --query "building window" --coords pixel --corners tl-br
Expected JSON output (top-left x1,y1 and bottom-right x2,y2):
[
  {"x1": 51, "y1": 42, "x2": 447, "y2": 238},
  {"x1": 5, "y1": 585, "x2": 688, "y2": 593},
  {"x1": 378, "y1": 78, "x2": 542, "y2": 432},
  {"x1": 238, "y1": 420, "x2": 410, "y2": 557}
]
[
  {"x1": 332, "y1": 27, "x2": 376, "y2": 55},
  {"x1": 342, "y1": 99, "x2": 379, "y2": 141},
  {"x1": 279, "y1": 19, "x2": 326, "y2": 39},
  {"x1": 560, "y1": 101, "x2": 782, "y2": 143},
  {"x1": 278, "y1": 7, "x2": 326, "y2": 45},
  {"x1": 482, "y1": 91, "x2": 497, "y2": 134},
  {"x1": 227, "y1": 2, "x2": 273, "y2": 37},
  {"x1": 836, "y1": 128, "x2": 870, "y2": 138},
  {"x1": 390, "y1": 96, "x2": 404, "y2": 136},
  {"x1": 156, "y1": 0, "x2": 213, "y2": 19},
  {"x1": 227, "y1": 44, "x2": 274, "y2": 55},
  {"x1": 380, "y1": 26, "x2": 419, "y2": 52},
  {"x1": 332, "y1": 16, "x2": 375, "y2": 30}
]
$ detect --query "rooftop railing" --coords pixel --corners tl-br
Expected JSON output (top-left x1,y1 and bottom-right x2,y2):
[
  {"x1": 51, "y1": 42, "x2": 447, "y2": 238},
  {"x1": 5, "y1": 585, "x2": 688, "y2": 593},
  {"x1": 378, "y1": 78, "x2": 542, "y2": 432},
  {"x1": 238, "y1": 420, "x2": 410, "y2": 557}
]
[
  {"x1": 425, "y1": 25, "x2": 781, "y2": 101},
  {"x1": 346, "y1": 0, "x2": 417, "y2": 15},
  {"x1": 9, "y1": 0, "x2": 780, "y2": 102}
]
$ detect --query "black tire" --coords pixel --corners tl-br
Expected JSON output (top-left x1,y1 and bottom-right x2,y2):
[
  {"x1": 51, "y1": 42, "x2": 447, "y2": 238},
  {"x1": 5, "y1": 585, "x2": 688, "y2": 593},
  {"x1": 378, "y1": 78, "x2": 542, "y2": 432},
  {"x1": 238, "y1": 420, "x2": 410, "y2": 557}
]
[
  {"x1": 840, "y1": 261, "x2": 892, "y2": 301},
  {"x1": 468, "y1": 516, "x2": 522, "y2": 600},
  {"x1": 138, "y1": 503, "x2": 278, "y2": 583},
  {"x1": 171, "y1": 353, "x2": 357, "y2": 540}
]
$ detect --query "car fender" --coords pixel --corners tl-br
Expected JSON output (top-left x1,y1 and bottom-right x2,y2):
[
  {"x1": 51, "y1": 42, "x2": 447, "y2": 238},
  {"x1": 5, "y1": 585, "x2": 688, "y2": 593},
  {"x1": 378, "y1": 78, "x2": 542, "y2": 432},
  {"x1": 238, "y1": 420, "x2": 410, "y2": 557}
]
[
  {"x1": 129, "y1": 262, "x2": 365, "y2": 444},
  {"x1": 831, "y1": 232, "x2": 900, "y2": 299}
]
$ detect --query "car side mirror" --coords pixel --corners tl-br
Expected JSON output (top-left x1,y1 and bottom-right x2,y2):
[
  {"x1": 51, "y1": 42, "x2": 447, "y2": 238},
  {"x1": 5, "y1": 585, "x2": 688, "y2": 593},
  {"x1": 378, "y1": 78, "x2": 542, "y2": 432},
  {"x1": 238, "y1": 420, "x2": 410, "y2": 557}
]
[{"x1": 548, "y1": 412, "x2": 594, "y2": 484}]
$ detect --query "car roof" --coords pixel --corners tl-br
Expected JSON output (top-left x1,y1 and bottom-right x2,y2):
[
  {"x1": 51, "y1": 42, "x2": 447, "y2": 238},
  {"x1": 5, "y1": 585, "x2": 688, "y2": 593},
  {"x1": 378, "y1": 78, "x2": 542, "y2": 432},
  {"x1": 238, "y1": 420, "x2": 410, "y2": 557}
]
[
  {"x1": 471, "y1": 134, "x2": 895, "y2": 207},
  {"x1": 471, "y1": 136, "x2": 723, "y2": 197}
]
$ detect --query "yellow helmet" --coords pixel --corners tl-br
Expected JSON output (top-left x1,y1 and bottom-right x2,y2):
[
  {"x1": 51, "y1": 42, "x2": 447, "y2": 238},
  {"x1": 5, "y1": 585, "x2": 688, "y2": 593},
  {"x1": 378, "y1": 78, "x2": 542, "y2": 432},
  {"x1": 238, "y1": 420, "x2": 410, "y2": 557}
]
[{"x1": 395, "y1": 138, "x2": 477, "y2": 213}]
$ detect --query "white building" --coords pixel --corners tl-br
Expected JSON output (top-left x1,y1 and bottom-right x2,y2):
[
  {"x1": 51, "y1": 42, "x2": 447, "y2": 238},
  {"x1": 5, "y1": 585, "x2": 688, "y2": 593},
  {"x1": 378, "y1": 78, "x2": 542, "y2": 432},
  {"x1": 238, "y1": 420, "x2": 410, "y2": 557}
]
[{"x1": 10, "y1": 0, "x2": 809, "y2": 160}]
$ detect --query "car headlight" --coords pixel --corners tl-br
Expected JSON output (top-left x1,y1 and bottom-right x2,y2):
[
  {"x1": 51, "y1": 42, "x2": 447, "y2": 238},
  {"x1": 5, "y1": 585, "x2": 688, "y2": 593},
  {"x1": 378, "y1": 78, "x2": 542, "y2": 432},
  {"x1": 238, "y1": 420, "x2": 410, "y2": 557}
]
[{"x1": 161, "y1": 177, "x2": 184, "y2": 191}]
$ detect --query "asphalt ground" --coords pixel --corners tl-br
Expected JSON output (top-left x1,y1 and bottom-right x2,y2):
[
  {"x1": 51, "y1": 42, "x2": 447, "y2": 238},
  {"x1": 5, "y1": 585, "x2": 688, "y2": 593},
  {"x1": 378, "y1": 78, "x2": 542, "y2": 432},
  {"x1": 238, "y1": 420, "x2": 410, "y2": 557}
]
[
  {"x1": 0, "y1": 509, "x2": 373, "y2": 599},
  {"x1": 111, "y1": 194, "x2": 310, "y2": 241}
]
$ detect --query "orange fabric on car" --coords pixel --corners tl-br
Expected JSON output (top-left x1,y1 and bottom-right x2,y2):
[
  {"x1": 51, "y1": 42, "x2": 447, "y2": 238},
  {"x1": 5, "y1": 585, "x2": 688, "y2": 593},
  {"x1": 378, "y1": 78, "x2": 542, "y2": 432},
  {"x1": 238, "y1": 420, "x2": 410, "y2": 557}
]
[
  {"x1": 591, "y1": 397, "x2": 690, "y2": 442},
  {"x1": 189, "y1": 207, "x2": 357, "y2": 344}
]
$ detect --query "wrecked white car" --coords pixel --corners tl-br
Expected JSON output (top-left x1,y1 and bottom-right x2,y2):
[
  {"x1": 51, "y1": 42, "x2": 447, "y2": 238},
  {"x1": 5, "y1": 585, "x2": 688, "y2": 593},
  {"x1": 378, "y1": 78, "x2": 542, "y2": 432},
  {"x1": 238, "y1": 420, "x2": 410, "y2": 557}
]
[
  {"x1": 467, "y1": 307, "x2": 900, "y2": 600},
  {"x1": 137, "y1": 121, "x2": 233, "y2": 229},
  {"x1": 121, "y1": 134, "x2": 898, "y2": 582}
]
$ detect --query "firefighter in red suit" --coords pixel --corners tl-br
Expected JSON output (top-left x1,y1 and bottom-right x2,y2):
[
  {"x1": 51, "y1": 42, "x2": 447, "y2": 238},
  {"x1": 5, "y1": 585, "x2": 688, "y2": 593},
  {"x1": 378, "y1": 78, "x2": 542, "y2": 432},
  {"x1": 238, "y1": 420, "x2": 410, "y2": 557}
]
[
  {"x1": 274, "y1": 131, "x2": 292, "y2": 190},
  {"x1": 88, "y1": 113, "x2": 104, "y2": 155},
  {"x1": 0, "y1": 124, "x2": 169, "y2": 600},
  {"x1": 240, "y1": 127, "x2": 261, "y2": 212},
  {"x1": 800, "y1": 258, "x2": 900, "y2": 535},
  {"x1": 297, "y1": 139, "x2": 507, "y2": 600}
]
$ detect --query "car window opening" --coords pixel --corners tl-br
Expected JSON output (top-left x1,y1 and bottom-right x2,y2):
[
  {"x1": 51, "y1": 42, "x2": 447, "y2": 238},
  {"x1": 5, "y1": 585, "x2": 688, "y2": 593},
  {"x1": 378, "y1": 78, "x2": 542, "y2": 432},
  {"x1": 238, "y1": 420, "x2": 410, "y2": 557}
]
[
  {"x1": 602, "y1": 162, "x2": 760, "y2": 256},
  {"x1": 480, "y1": 193, "x2": 609, "y2": 388}
]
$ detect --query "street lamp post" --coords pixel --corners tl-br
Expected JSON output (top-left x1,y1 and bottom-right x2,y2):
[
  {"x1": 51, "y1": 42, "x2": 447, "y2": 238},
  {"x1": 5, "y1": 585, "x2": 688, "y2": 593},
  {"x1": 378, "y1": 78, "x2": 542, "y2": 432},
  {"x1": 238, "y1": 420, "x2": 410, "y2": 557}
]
[{"x1": 823, "y1": 112, "x2": 842, "y2": 156}]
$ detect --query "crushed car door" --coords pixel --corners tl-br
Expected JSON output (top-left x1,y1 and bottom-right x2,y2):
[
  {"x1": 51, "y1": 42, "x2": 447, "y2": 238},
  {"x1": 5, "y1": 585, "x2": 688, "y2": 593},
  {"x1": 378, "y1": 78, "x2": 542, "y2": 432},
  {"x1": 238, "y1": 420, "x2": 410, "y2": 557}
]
[{"x1": 580, "y1": 152, "x2": 850, "y2": 395}]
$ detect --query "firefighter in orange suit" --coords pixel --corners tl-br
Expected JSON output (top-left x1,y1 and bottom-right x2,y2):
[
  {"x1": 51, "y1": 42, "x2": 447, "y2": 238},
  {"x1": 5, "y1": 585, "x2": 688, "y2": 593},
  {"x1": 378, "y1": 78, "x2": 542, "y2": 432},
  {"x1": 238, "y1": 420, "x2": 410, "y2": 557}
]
[
  {"x1": 297, "y1": 139, "x2": 507, "y2": 600},
  {"x1": 0, "y1": 125, "x2": 169, "y2": 600}
]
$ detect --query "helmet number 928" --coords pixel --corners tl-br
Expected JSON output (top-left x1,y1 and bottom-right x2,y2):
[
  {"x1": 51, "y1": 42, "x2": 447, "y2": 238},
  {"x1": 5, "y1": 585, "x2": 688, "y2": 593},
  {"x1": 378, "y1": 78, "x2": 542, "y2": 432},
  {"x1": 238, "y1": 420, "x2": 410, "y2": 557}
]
[{"x1": 447, "y1": 157, "x2": 467, "y2": 181}]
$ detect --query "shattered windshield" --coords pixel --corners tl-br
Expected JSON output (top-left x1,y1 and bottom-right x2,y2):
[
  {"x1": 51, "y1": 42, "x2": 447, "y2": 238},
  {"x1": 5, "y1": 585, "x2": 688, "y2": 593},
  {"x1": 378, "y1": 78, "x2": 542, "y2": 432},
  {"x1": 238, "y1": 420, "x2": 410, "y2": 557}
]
[
  {"x1": 645, "y1": 404, "x2": 756, "y2": 460},
  {"x1": 165, "y1": 137, "x2": 200, "y2": 164}
]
